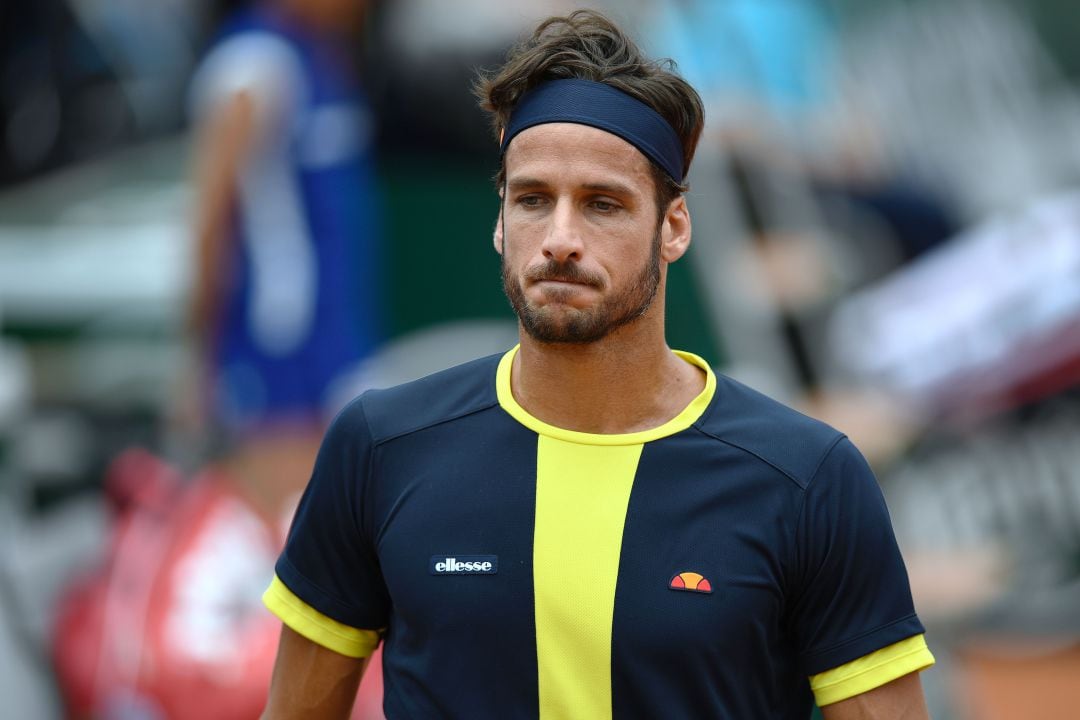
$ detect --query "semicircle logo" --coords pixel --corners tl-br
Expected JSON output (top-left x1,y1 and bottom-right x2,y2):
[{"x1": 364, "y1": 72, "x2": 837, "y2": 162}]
[{"x1": 669, "y1": 571, "x2": 712, "y2": 593}]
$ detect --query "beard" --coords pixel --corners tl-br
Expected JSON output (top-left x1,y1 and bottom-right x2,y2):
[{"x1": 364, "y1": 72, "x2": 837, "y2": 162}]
[{"x1": 501, "y1": 229, "x2": 662, "y2": 344}]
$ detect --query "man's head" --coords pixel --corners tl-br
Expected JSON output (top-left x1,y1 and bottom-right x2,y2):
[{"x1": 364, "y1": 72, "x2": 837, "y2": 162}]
[
  {"x1": 476, "y1": 10, "x2": 704, "y2": 344},
  {"x1": 477, "y1": 10, "x2": 704, "y2": 217}
]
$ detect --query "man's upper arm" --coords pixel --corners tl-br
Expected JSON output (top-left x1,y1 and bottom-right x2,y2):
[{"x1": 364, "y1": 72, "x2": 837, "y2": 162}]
[
  {"x1": 790, "y1": 438, "x2": 935, "y2": 706},
  {"x1": 266, "y1": 397, "x2": 392, "y2": 631},
  {"x1": 261, "y1": 397, "x2": 389, "y2": 715},
  {"x1": 262, "y1": 624, "x2": 370, "y2": 720},
  {"x1": 820, "y1": 671, "x2": 929, "y2": 720}
]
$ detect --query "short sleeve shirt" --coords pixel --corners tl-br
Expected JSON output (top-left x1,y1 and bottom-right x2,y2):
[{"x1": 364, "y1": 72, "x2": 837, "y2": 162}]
[{"x1": 265, "y1": 347, "x2": 933, "y2": 718}]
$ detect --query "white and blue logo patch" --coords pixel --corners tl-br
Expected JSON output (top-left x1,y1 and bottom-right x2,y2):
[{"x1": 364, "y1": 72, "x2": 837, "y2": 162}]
[{"x1": 429, "y1": 555, "x2": 498, "y2": 575}]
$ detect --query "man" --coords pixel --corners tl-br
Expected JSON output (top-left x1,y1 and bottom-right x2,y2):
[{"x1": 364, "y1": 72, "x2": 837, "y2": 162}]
[{"x1": 261, "y1": 10, "x2": 934, "y2": 719}]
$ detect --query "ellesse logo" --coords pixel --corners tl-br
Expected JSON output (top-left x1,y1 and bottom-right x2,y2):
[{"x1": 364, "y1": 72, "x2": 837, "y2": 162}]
[
  {"x1": 669, "y1": 571, "x2": 712, "y2": 593},
  {"x1": 429, "y1": 555, "x2": 498, "y2": 575}
]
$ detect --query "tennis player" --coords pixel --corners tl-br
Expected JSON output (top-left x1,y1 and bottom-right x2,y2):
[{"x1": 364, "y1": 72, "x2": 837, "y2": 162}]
[{"x1": 260, "y1": 10, "x2": 934, "y2": 719}]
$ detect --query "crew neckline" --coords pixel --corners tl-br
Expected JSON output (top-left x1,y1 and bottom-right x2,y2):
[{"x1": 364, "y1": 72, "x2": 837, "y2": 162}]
[{"x1": 495, "y1": 344, "x2": 716, "y2": 446}]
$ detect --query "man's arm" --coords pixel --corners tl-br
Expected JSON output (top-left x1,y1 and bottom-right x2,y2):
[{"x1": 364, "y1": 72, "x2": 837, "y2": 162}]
[
  {"x1": 261, "y1": 624, "x2": 371, "y2": 720},
  {"x1": 821, "y1": 672, "x2": 930, "y2": 720}
]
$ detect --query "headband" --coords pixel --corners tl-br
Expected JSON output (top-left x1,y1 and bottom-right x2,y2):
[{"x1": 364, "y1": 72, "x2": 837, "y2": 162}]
[{"x1": 499, "y1": 78, "x2": 685, "y2": 182}]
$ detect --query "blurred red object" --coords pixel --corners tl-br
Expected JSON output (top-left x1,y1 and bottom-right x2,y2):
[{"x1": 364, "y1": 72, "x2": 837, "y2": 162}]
[
  {"x1": 51, "y1": 448, "x2": 383, "y2": 719},
  {"x1": 956, "y1": 640, "x2": 1080, "y2": 720}
]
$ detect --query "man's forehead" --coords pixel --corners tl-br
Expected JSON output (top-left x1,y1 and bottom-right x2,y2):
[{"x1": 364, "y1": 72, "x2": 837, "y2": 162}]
[{"x1": 505, "y1": 122, "x2": 652, "y2": 185}]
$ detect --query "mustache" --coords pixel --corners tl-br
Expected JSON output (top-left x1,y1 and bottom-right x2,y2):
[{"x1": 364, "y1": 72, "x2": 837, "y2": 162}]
[{"x1": 523, "y1": 260, "x2": 604, "y2": 288}]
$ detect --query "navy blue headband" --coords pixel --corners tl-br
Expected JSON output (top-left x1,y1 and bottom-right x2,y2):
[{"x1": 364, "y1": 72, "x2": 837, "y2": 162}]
[{"x1": 500, "y1": 78, "x2": 685, "y2": 182}]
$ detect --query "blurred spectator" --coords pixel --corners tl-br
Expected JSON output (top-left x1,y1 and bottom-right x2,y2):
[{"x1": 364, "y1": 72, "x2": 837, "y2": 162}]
[
  {"x1": 0, "y1": 0, "x2": 206, "y2": 187},
  {"x1": 0, "y1": 0, "x2": 131, "y2": 186},
  {"x1": 645, "y1": 0, "x2": 959, "y2": 269},
  {"x1": 42, "y1": 2, "x2": 388, "y2": 718},
  {"x1": 185, "y1": 0, "x2": 383, "y2": 523},
  {"x1": 642, "y1": 0, "x2": 958, "y2": 451},
  {"x1": 645, "y1": 0, "x2": 837, "y2": 158}
]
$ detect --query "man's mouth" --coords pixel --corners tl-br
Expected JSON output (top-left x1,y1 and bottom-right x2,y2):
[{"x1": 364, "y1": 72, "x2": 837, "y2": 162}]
[{"x1": 527, "y1": 271, "x2": 602, "y2": 289}]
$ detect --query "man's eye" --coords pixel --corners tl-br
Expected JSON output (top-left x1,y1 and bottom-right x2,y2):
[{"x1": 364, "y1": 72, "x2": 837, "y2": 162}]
[
  {"x1": 518, "y1": 195, "x2": 544, "y2": 207},
  {"x1": 591, "y1": 200, "x2": 618, "y2": 212}
]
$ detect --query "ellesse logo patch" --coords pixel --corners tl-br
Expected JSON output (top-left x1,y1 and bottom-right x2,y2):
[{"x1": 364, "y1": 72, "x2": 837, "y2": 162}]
[
  {"x1": 669, "y1": 571, "x2": 712, "y2": 593},
  {"x1": 429, "y1": 555, "x2": 498, "y2": 575}
]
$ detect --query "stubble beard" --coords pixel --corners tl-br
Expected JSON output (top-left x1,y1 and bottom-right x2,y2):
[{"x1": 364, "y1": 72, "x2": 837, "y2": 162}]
[{"x1": 501, "y1": 229, "x2": 662, "y2": 344}]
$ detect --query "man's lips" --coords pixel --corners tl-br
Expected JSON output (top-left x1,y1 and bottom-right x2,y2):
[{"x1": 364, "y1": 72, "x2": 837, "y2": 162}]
[
  {"x1": 535, "y1": 277, "x2": 591, "y2": 286},
  {"x1": 531, "y1": 278, "x2": 601, "y2": 298},
  {"x1": 523, "y1": 260, "x2": 603, "y2": 289}
]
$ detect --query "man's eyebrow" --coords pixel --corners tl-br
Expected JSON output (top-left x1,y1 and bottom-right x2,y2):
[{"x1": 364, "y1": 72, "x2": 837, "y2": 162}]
[
  {"x1": 580, "y1": 181, "x2": 637, "y2": 197},
  {"x1": 506, "y1": 177, "x2": 639, "y2": 197},
  {"x1": 506, "y1": 176, "x2": 548, "y2": 192}
]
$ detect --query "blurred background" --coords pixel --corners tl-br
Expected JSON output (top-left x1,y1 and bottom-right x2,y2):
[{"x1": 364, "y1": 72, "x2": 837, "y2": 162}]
[{"x1": 1, "y1": 0, "x2": 1079, "y2": 718}]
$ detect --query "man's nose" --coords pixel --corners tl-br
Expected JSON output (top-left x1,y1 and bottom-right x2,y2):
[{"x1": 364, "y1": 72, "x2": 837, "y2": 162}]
[{"x1": 541, "y1": 201, "x2": 584, "y2": 263}]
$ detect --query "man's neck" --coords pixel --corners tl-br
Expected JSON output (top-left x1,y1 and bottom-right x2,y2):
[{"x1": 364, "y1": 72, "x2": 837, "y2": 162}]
[{"x1": 511, "y1": 322, "x2": 706, "y2": 435}]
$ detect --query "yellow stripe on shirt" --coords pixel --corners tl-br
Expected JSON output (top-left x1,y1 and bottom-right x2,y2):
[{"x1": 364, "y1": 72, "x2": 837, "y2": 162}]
[
  {"x1": 533, "y1": 437, "x2": 643, "y2": 720},
  {"x1": 498, "y1": 343, "x2": 716, "y2": 718},
  {"x1": 809, "y1": 634, "x2": 936, "y2": 706},
  {"x1": 263, "y1": 575, "x2": 382, "y2": 658}
]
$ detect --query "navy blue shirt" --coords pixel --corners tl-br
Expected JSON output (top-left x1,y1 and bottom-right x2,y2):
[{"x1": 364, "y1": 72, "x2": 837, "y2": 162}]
[{"x1": 267, "y1": 348, "x2": 927, "y2": 718}]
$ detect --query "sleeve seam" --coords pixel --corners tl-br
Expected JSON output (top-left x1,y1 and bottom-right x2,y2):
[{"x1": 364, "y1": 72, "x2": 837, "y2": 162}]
[
  {"x1": 355, "y1": 396, "x2": 374, "y2": 542},
  {"x1": 806, "y1": 434, "x2": 848, "y2": 491},
  {"x1": 371, "y1": 400, "x2": 501, "y2": 448},
  {"x1": 788, "y1": 434, "x2": 848, "y2": 606},
  {"x1": 692, "y1": 425, "x2": 806, "y2": 489},
  {"x1": 801, "y1": 613, "x2": 921, "y2": 663},
  {"x1": 277, "y1": 555, "x2": 367, "y2": 626}
]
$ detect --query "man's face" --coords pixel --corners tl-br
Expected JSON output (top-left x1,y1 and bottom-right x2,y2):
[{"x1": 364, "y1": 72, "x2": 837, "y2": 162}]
[{"x1": 498, "y1": 123, "x2": 678, "y2": 344}]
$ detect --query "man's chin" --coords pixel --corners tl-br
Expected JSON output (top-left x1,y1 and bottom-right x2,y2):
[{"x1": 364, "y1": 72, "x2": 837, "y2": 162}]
[
  {"x1": 522, "y1": 329, "x2": 603, "y2": 345},
  {"x1": 519, "y1": 310, "x2": 610, "y2": 345}
]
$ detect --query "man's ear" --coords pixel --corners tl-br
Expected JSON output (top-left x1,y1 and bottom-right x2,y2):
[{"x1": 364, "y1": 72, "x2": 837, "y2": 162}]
[
  {"x1": 660, "y1": 196, "x2": 691, "y2": 263},
  {"x1": 493, "y1": 206, "x2": 504, "y2": 255}
]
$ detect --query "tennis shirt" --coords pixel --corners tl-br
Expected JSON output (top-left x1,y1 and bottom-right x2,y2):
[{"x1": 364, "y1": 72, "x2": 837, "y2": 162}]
[{"x1": 264, "y1": 346, "x2": 934, "y2": 718}]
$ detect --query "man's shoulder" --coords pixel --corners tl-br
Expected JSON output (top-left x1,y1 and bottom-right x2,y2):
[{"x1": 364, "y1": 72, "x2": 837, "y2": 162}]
[
  {"x1": 344, "y1": 352, "x2": 503, "y2": 445},
  {"x1": 694, "y1": 373, "x2": 846, "y2": 490}
]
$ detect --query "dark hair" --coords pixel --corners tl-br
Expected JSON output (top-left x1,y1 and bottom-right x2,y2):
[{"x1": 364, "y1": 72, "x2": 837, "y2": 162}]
[{"x1": 475, "y1": 9, "x2": 704, "y2": 216}]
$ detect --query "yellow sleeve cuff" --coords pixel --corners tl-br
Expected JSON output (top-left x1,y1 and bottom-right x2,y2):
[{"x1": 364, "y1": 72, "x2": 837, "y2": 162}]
[
  {"x1": 262, "y1": 575, "x2": 382, "y2": 659},
  {"x1": 809, "y1": 633, "x2": 935, "y2": 706}
]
